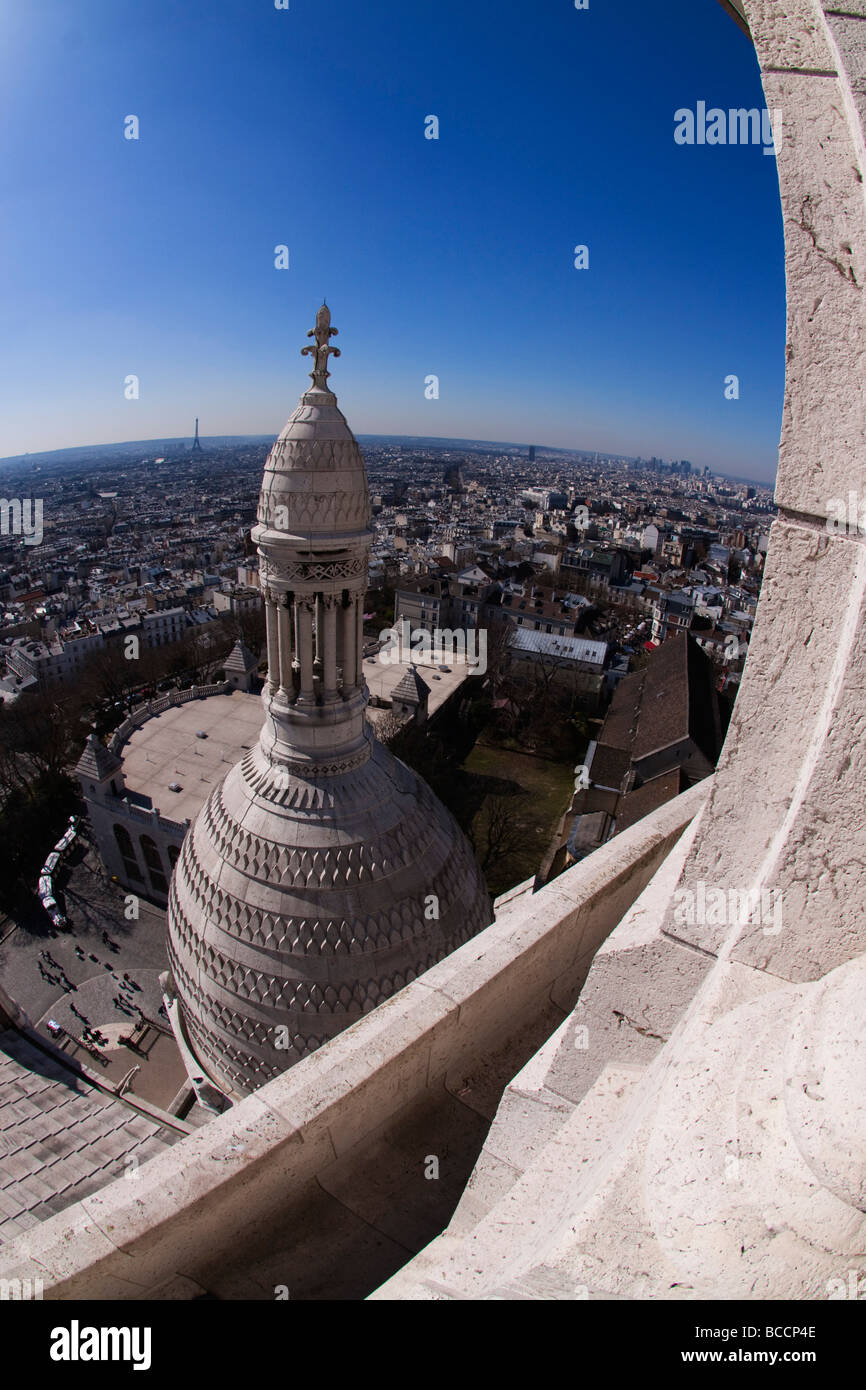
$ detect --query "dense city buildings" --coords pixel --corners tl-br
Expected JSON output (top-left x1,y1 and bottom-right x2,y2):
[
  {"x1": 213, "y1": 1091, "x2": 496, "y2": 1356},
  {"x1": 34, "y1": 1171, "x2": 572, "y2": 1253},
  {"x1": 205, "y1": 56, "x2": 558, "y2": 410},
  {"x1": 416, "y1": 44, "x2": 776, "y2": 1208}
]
[
  {"x1": 0, "y1": 411, "x2": 771, "y2": 696},
  {"x1": 0, "y1": 387, "x2": 771, "y2": 916}
]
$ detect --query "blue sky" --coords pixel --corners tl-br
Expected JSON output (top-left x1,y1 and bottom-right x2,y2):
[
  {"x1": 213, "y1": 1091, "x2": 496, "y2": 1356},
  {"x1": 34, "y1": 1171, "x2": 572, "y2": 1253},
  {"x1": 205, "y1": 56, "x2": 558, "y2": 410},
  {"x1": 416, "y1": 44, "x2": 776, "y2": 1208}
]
[{"x1": 0, "y1": 0, "x2": 784, "y2": 480}]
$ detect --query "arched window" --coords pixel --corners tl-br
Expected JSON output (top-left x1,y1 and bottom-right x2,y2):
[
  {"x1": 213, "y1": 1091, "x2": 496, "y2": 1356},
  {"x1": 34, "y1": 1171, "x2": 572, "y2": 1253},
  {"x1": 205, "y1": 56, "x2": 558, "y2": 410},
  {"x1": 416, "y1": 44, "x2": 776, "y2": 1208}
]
[
  {"x1": 114, "y1": 823, "x2": 143, "y2": 883},
  {"x1": 140, "y1": 835, "x2": 168, "y2": 896},
  {"x1": 167, "y1": 845, "x2": 180, "y2": 871}
]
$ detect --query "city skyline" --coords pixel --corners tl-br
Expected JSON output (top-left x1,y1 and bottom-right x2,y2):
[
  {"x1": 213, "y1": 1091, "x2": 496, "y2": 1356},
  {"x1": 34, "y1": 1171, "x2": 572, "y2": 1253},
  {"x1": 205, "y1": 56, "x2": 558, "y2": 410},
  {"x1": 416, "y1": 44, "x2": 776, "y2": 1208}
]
[
  {"x1": 1, "y1": 0, "x2": 784, "y2": 478},
  {"x1": 0, "y1": 429, "x2": 774, "y2": 492}
]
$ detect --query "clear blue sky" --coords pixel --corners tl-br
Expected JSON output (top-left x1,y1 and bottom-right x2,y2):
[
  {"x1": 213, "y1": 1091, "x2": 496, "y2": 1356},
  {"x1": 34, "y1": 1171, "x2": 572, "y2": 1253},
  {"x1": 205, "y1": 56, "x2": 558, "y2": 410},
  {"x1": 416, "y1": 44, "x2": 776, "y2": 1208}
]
[{"x1": 0, "y1": 0, "x2": 784, "y2": 480}]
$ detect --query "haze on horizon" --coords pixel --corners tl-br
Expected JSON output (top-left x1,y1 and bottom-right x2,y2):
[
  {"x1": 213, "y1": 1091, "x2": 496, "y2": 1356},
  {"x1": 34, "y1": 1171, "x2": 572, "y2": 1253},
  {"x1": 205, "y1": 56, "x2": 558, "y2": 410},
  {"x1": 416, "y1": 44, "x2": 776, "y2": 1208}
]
[
  {"x1": 0, "y1": 432, "x2": 774, "y2": 493},
  {"x1": 0, "y1": 0, "x2": 784, "y2": 481}
]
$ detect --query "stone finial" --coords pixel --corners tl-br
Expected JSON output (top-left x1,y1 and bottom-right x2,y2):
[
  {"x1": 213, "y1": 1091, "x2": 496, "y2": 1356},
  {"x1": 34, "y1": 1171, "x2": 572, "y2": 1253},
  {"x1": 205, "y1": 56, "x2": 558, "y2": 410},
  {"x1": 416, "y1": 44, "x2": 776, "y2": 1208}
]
[{"x1": 301, "y1": 303, "x2": 340, "y2": 390}]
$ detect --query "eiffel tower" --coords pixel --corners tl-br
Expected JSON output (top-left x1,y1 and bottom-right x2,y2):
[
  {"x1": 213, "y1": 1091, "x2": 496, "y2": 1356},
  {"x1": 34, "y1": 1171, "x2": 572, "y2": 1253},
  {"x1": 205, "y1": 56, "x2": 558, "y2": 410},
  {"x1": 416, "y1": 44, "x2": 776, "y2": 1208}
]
[{"x1": 191, "y1": 417, "x2": 202, "y2": 452}]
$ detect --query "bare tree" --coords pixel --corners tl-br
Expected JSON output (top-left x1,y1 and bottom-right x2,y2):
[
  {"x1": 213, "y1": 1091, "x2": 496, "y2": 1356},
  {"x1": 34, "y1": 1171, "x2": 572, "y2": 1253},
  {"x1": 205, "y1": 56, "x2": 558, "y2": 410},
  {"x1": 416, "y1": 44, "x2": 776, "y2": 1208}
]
[
  {"x1": 472, "y1": 794, "x2": 525, "y2": 876},
  {"x1": 79, "y1": 644, "x2": 138, "y2": 709},
  {"x1": 373, "y1": 710, "x2": 406, "y2": 744},
  {"x1": 479, "y1": 619, "x2": 514, "y2": 699},
  {"x1": 238, "y1": 606, "x2": 266, "y2": 663},
  {"x1": 0, "y1": 688, "x2": 82, "y2": 780},
  {"x1": 533, "y1": 567, "x2": 557, "y2": 591}
]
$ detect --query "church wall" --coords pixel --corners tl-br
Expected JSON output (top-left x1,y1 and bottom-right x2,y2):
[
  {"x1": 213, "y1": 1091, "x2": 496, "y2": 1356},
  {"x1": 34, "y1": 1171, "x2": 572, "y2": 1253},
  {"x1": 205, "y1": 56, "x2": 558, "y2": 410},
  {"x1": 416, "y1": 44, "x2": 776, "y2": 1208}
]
[{"x1": 85, "y1": 795, "x2": 185, "y2": 905}]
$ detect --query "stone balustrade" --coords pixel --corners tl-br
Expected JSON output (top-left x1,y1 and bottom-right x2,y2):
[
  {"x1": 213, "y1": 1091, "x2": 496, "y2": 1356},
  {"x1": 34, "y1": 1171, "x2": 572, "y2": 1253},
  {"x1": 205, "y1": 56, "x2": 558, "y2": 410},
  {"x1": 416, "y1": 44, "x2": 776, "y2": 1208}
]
[{"x1": 109, "y1": 684, "x2": 231, "y2": 754}]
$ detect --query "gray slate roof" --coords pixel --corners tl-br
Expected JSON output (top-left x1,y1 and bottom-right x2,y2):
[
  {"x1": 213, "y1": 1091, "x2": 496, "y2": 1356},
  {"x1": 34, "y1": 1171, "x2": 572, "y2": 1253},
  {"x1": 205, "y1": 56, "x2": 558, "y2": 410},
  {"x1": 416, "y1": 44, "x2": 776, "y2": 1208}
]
[
  {"x1": 74, "y1": 733, "x2": 122, "y2": 783},
  {"x1": 392, "y1": 667, "x2": 430, "y2": 703},
  {"x1": 0, "y1": 1029, "x2": 179, "y2": 1245},
  {"x1": 224, "y1": 639, "x2": 258, "y2": 675}
]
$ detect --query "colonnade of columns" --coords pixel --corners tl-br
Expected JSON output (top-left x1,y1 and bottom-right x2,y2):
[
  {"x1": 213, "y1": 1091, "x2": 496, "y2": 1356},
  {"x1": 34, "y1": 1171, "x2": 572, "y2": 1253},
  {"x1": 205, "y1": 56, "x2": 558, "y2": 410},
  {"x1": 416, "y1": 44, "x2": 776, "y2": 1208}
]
[{"x1": 265, "y1": 588, "x2": 363, "y2": 704}]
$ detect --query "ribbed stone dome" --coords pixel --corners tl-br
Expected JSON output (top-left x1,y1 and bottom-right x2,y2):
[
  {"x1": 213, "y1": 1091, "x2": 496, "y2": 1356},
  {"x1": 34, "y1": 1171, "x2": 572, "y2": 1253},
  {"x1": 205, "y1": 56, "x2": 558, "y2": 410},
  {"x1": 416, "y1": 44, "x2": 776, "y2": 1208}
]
[
  {"x1": 167, "y1": 733, "x2": 491, "y2": 1097},
  {"x1": 256, "y1": 303, "x2": 370, "y2": 547},
  {"x1": 256, "y1": 396, "x2": 371, "y2": 545},
  {"x1": 166, "y1": 305, "x2": 492, "y2": 1100}
]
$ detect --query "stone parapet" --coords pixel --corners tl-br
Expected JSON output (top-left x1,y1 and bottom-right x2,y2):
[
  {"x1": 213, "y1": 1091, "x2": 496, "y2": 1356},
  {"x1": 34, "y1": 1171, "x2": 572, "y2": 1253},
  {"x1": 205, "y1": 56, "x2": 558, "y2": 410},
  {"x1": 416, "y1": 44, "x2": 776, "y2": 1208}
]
[
  {"x1": 108, "y1": 684, "x2": 231, "y2": 754},
  {"x1": 0, "y1": 783, "x2": 706, "y2": 1299}
]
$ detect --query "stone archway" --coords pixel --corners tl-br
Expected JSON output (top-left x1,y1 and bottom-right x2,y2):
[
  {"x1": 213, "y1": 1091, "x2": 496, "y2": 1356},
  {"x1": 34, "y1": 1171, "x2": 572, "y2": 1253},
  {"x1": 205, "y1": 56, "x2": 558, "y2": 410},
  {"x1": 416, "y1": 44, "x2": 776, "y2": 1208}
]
[{"x1": 622, "y1": 0, "x2": 866, "y2": 1299}]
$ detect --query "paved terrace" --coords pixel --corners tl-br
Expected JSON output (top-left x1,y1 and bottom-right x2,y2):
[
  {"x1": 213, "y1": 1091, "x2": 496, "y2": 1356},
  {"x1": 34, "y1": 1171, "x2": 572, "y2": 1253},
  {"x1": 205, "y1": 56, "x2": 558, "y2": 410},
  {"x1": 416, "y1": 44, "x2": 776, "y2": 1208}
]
[
  {"x1": 121, "y1": 692, "x2": 264, "y2": 824},
  {"x1": 120, "y1": 672, "x2": 474, "y2": 810},
  {"x1": 363, "y1": 651, "x2": 475, "y2": 723}
]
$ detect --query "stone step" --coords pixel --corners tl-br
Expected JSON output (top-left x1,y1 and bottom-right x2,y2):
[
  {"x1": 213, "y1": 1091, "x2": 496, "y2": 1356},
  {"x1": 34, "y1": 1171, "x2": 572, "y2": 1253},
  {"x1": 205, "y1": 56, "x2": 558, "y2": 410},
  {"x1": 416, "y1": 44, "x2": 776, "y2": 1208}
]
[
  {"x1": 448, "y1": 1015, "x2": 574, "y2": 1235},
  {"x1": 447, "y1": 816, "x2": 703, "y2": 1238},
  {"x1": 372, "y1": 1059, "x2": 646, "y2": 1300}
]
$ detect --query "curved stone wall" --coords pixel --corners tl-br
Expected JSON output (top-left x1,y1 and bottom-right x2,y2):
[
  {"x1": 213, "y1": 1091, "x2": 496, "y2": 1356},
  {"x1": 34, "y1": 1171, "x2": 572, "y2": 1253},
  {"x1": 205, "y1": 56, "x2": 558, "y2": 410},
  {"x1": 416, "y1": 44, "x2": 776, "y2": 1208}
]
[
  {"x1": 372, "y1": 0, "x2": 866, "y2": 1300},
  {"x1": 668, "y1": 1, "x2": 866, "y2": 985}
]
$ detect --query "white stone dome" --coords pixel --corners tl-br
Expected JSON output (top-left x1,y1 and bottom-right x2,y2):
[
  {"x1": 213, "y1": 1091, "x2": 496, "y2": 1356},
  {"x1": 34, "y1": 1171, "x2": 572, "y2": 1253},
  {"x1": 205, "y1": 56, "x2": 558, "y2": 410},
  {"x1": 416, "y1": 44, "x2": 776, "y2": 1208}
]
[
  {"x1": 167, "y1": 733, "x2": 490, "y2": 1096},
  {"x1": 255, "y1": 303, "x2": 370, "y2": 548},
  {"x1": 166, "y1": 306, "x2": 492, "y2": 1099},
  {"x1": 256, "y1": 395, "x2": 371, "y2": 546}
]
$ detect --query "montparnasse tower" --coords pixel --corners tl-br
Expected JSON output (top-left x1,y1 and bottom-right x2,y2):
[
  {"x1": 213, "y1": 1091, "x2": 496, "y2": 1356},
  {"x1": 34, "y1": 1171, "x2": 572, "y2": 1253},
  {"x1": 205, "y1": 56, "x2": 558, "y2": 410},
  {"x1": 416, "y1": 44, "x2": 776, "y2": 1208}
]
[{"x1": 166, "y1": 305, "x2": 492, "y2": 1099}]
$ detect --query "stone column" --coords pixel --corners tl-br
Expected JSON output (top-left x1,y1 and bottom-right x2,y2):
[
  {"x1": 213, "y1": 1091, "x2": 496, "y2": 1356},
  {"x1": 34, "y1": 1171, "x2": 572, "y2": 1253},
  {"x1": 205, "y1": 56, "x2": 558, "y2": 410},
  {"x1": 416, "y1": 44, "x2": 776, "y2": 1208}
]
[
  {"x1": 265, "y1": 596, "x2": 279, "y2": 694},
  {"x1": 297, "y1": 601, "x2": 315, "y2": 701},
  {"x1": 313, "y1": 594, "x2": 323, "y2": 677},
  {"x1": 341, "y1": 596, "x2": 357, "y2": 695},
  {"x1": 355, "y1": 596, "x2": 364, "y2": 687},
  {"x1": 277, "y1": 598, "x2": 293, "y2": 695},
  {"x1": 323, "y1": 597, "x2": 338, "y2": 700},
  {"x1": 292, "y1": 603, "x2": 300, "y2": 686},
  {"x1": 335, "y1": 589, "x2": 346, "y2": 679}
]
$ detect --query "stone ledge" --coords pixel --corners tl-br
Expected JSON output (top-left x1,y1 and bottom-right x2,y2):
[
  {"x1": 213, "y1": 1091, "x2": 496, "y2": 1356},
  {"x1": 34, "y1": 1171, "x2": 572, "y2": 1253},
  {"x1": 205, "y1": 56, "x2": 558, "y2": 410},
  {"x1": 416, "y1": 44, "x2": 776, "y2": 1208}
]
[{"x1": 0, "y1": 782, "x2": 708, "y2": 1299}]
